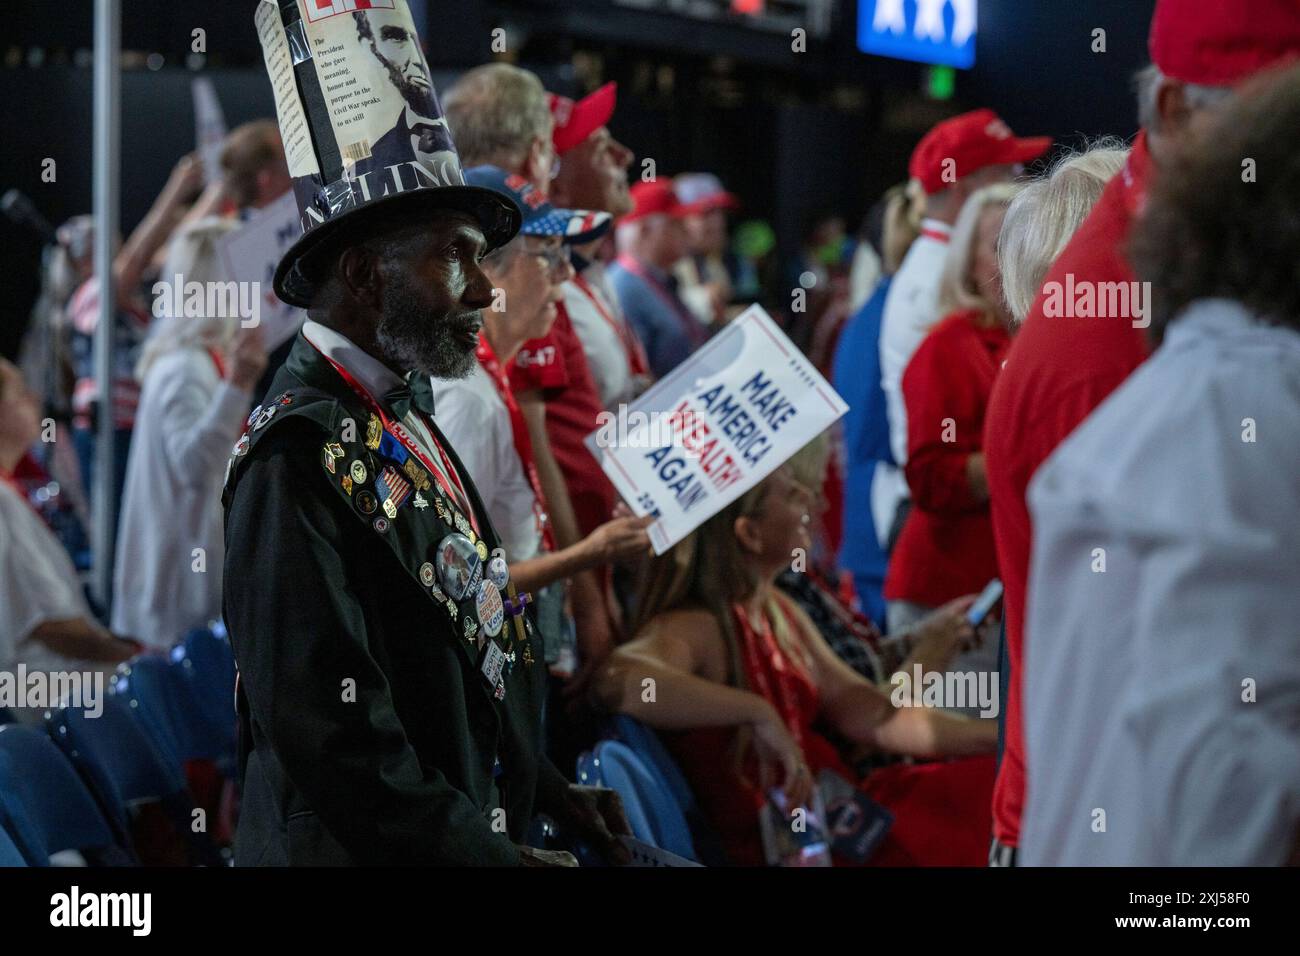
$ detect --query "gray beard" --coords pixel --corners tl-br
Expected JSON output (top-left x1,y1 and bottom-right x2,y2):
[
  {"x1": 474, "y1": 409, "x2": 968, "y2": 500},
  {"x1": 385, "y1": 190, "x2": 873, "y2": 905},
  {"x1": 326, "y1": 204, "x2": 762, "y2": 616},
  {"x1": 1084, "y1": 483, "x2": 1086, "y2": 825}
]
[{"x1": 374, "y1": 273, "x2": 478, "y2": 380}]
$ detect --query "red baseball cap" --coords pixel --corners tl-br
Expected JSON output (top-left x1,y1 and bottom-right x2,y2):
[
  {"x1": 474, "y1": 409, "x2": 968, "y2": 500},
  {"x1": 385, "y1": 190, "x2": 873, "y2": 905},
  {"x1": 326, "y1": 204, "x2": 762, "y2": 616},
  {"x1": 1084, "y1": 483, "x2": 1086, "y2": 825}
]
[
  {"x1": 908, "y1": 109, "x2": 1051, "y2": 196},
  {"x1": 548, "y1": 82, "x2": 617, "y2": 155},
  {"x1": 622, "y1": 179, "x2": 687, "y2": 224},
  {"x1": 1150, "y1": 0, "x2": 1300, "y2": 87}
]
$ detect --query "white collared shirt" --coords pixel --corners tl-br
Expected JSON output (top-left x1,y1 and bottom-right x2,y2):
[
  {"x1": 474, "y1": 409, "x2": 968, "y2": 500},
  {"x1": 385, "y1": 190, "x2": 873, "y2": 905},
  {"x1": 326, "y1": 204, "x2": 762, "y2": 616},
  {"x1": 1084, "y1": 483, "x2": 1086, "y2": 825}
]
[
  {"x1": 430, "y1": 364, "x2": 542, "y2": 562},
  {"x1": 302, "y1": 321, "x2": 465, "y2": 507},
  {"x1": 1019, "y1": 299, "x2": 1300, "y2": 866},
  {"x1": 563, "y1": 263, "x2": 636, "y2": 409},
  {"x1": 879, "y1": 218, "x2": 951, "y2": 468}
]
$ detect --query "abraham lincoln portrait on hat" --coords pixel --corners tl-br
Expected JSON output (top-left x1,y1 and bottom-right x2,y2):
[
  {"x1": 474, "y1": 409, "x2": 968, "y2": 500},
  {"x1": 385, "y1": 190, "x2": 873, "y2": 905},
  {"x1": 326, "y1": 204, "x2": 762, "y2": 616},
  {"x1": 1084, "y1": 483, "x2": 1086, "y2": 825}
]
[{"x1": 349, "y1": 9, "x2": 457, "y2": 181}]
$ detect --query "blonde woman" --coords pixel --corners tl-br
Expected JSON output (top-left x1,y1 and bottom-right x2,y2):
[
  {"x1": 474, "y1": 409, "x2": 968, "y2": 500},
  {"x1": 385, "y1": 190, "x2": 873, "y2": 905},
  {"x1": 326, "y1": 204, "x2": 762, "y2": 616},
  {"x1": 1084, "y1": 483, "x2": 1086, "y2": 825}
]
[
  {"x1": 594, "y1": 446, "x2": 997, "y2": 866},
  {"x1": 882, "y1": 184, "x2": 1018, "y2": 673},
  {"x1": 111, "y1": 217, "x2": 267, "y2": 649},
  {"x1": 998, "y1": 142, "x2": 1128, "y2": 325}
]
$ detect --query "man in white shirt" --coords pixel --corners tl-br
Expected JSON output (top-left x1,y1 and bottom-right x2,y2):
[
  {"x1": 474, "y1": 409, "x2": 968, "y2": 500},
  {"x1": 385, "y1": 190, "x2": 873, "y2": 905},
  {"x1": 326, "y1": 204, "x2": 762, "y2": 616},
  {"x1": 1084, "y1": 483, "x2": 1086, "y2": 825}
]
[
  {"x1": 878, "y1": 110, "x2": 1048, "y2": 547},
  {"x1": 1020, "y1": 69, "x2": 1300, "y2": 865}
]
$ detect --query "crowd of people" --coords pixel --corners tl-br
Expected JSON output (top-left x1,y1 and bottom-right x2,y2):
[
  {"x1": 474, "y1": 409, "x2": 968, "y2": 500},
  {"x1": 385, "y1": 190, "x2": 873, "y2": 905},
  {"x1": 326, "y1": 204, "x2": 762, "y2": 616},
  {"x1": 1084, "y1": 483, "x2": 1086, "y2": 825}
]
[{"x1": 1, "y1": 0, "x2": 1298, "y2": 867}]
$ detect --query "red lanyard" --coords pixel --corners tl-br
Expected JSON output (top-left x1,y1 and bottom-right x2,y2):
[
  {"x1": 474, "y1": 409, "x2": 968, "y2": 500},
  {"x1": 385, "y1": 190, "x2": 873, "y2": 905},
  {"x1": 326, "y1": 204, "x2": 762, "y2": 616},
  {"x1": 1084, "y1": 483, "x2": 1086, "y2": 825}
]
[
  {"x1": 207, "y1": 347, "x2": 226, "y2": 380},
  {"x1": 572, "y1": 273, "x2": 649, "y2": 377},
  {"x1": 307, "y1": 338, "x2": 478, "y2": 534},
  {"x1": 475, "y1": 333, "x2": 556, "y2": 552},
  {"x1": 616, "y1": 255, "x2": 706, "y2": 346},
  {"x1": 919, "y1": 227, "x2": 950, "y2": 244}
]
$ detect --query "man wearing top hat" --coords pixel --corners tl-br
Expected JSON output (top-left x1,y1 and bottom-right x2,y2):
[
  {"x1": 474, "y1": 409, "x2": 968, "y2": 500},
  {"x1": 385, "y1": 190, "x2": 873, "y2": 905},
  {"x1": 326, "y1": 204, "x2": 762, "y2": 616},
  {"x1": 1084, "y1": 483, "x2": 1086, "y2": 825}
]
[{"x1": 224, "y1": 0, "x2": 629, "y2": 866}]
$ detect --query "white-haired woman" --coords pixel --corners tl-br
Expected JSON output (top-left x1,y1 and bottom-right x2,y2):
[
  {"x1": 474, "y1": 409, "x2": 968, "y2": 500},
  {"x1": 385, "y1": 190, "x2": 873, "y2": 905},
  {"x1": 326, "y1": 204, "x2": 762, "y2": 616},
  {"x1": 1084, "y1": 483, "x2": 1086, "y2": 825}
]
[
  {"x1": 111, "y1": 217, "x2": 267, "y2": 649},
  {"x1": 998, "y1": 142, "x2": 1128, "y2": 325},
  {"x1": 883, "y1": 184, "x2": 1018, "y2": 686}
]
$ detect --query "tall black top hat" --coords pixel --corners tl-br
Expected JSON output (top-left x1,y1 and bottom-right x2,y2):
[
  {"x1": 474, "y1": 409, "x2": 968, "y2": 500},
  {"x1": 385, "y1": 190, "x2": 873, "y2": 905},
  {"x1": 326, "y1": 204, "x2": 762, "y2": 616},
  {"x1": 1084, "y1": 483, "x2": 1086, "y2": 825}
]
[{"x1": 255, "y1": 0, "x2": 521, "y2": 308}]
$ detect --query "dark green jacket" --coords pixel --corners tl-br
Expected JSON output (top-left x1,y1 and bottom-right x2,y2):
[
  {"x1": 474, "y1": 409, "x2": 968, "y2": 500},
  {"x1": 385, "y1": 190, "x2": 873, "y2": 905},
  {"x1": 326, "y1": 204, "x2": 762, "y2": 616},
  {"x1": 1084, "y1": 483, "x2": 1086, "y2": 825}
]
[{"x1": 222, "y1": 333, "x2": 564, "y2": 865}]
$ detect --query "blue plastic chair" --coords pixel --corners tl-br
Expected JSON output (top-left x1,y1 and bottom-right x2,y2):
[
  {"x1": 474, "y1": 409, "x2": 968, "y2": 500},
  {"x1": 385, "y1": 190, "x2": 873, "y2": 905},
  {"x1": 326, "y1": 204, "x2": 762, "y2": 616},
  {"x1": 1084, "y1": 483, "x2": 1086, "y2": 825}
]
[
  {"x1": 0, "y1": 724, "x2": 130, "y2": 865},
  {"x1": 171, "y1": 624, "x2": 237, "y2": 749},
  {"x1": 0, "y1": 792, "x2": 46, "y2": 866},
  {"x1": 113, "y1": 654, "x2": 231, "y2": 767},
  {"x1": 608, "y1": 715, "x2": 698, "y2": 813},
  {"x1": 48, "y1": 698, "x2": 223, "y2": 866},
  {"x1": 577, "y1": 739, "x2": 697, "y2": 861},
  {"x1": 0, "y1": 822, "x2": 27, "y2": 867},
  {"x1": 606, "y1": 716, "x2": 728, "y2": 865}
]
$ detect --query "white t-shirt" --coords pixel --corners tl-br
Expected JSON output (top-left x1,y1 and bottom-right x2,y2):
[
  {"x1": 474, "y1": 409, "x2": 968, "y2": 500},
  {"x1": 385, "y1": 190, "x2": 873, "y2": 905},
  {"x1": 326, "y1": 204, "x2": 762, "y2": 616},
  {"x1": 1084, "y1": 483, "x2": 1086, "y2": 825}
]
[
  {"x1": 879, "y1": 219, "x2": 951, "y2": 468},
  {"x1": 0, "y1": 478, "x2": 97, "y2": 675},
  {"x1": 112, "y1": 347, "x2": 251, "y2": 648},
  {"x1": 1020, "y1": 299, "x2": 1300, "y2": 866},
  {"x1": 563, "y1": 262, "x2": 637, "y2": 410},
  {"x1": 431, "y1": 364, "x2": 543, "y2": 562}
]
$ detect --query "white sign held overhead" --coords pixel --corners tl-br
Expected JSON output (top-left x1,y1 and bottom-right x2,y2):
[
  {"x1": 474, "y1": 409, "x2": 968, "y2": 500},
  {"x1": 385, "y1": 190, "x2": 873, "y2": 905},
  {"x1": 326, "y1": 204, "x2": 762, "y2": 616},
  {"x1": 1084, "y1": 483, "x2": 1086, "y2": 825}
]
[
  {"x1": 586, "y1": 305, "x2": 848, "y2": 555},
  {"x1": 191, "y1": 77, "x2": 228, "y2": 186},
  {"x1": 217, "y1": 190, "x2": 307, "y2": 350}
]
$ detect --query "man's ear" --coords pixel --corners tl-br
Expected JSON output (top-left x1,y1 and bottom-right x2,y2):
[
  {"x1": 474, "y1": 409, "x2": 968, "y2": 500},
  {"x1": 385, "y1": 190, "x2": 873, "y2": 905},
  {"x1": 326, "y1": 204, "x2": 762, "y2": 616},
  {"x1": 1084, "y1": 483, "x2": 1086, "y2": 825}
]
[
  {"x1": 524, "y1": 136, "x2": 549, "y2": 189},
  {"x1": 733, "y1": 514, "x2": 764, "y2": 556},
  {"x1": 336, "y1": 245, "x2": 385, "y2": 312},
  {"x1": 1155, "y1": 78, "x2": 1192, "y2": 141}
]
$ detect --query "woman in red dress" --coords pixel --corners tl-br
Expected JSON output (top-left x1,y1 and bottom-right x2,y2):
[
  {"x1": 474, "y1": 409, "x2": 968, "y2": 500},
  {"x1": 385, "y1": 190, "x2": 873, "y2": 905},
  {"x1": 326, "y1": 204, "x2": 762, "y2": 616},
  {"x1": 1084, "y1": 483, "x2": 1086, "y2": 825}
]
[{"x1": 593, "y1": 458, "x2": 997, "y2": 866}]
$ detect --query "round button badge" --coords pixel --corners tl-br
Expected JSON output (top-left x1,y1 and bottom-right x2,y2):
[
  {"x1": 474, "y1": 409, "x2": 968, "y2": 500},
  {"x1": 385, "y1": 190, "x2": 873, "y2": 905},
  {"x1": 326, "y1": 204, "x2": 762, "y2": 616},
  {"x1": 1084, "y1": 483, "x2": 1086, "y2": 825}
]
[
  {"x1": 435, "y1": 533, "x2": 482, "y2": 602},
  {"x1": 486, "y1": 555, "x2": 510, "y2": 590},
  {"x1": 476, "y1": 580, "x2": 505, "y2": 638}
]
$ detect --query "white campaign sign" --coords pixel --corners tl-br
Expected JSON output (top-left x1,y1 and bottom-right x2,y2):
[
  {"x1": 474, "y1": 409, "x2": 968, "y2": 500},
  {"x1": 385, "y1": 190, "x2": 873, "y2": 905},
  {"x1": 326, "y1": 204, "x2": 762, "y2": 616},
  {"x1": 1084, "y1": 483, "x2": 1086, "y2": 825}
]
[
  {"x1": 191, "y1": 77, "x2": 227, "y2": 187},
  {"x1": 586, "y1": 305, "x2": 848, "y2": 554},
  {"x1": 217, "y1": 190, "x2": 306, "y2": 349}
]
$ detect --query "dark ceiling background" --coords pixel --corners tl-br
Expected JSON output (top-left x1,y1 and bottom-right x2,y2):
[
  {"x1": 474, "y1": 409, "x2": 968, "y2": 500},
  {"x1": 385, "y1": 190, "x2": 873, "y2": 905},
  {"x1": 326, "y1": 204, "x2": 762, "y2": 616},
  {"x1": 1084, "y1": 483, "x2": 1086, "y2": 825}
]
[{"x1": 2, "y1": 0, "x2": 1156, "y2": 359}]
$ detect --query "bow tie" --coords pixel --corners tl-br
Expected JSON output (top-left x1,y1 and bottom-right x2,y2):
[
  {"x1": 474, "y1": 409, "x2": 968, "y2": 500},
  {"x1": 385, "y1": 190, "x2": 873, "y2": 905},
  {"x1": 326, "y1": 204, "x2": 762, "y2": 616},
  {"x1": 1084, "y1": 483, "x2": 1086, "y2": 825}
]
[{"x1": 384, "y1": 372, "x2": 437, "y2": 420}]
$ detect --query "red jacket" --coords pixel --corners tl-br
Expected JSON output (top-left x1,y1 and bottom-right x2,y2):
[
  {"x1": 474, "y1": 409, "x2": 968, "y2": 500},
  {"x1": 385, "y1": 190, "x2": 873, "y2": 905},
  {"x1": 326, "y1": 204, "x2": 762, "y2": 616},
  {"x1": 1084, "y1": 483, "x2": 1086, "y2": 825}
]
[
  {"x1": 982, "y1": 130, "x2": 1154, "y2": 847},
  {"x1": 885, "y1": 310, "x2": 1009, "y2": 608}
]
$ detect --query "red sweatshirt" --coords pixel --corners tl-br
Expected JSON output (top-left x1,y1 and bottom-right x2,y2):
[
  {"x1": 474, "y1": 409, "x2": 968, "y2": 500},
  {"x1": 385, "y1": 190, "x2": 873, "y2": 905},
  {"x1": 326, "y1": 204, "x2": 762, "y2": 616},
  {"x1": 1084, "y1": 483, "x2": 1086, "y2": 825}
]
[
  {"x1": 884, "y1": 310, "x2": 1009, "y2": 608},
  {"x1": 508, "y1": 303, "x2": 617, "y2": 537},
  {"x1": 982, "y1": 130, "x2": 1154, "y2": 847}
]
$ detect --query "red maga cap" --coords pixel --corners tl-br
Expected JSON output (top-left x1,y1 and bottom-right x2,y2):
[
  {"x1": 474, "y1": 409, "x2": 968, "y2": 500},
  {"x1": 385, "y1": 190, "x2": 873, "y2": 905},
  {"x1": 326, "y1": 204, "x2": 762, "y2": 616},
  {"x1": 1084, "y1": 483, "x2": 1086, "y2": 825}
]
[
  {"x1": 1150, "y1": 0, "x2": 1300, "y2": 87},
  {"x1": 908, "y1": 108, "x2": 1051, "y2": 196},
  {"x1": 622, "y1": 179, "x2": 687, "y2": 224},
  {"x1": 548, "y1": 82, "x2": 617, "y2": 155}
]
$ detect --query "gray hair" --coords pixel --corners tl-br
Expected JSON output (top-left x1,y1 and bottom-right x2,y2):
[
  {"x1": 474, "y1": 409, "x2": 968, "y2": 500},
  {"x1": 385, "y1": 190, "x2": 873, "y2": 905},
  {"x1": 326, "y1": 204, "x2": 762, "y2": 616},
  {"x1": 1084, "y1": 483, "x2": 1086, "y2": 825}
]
[
  {"x1": 443, "y1": 63, "x2": 551, "y2": 170},
  {"x1": 998, "y1": 141, "x2": 1129, "y2": 325},
  {"x1": 936, "y1": 183, "x2": 1020, "y2": 321},
  {"x1": 1134, "y1": 64, "x2": 1233, "y2": 132},
  {"x1": 136, "y1": 216, "x2": 241, "y2": 379}
]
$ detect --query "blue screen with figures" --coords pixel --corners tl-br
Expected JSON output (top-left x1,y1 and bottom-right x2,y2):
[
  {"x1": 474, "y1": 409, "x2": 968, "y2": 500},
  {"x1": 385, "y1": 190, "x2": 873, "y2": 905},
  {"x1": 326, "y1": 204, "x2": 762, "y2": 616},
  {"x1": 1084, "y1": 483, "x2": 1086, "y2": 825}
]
[{"x1": 858, "y1": 0, "x2": 978, "y2": 69}]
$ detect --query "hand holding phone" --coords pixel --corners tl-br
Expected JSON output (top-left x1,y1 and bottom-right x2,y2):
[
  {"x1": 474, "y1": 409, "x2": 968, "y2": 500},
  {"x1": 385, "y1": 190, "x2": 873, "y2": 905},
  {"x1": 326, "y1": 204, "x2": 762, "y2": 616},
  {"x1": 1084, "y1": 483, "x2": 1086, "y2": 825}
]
[{"x1": 966, "y1": 578, "x2": 1004, "y2": 628}]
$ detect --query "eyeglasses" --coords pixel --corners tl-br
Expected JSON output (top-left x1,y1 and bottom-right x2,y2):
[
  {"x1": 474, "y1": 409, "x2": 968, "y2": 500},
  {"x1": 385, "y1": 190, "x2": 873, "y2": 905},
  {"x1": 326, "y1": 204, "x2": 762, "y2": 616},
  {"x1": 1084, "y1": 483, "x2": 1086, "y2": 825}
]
[{"x1": 524, "y1": 240, "x2": 571, "y2": 275}]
